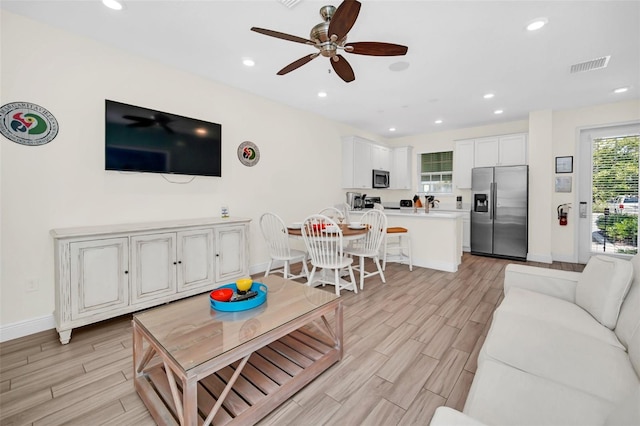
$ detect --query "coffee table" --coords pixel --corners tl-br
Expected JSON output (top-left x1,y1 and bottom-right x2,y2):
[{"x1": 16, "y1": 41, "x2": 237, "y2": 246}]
[{"x1": 132, "y1": 275, "x2": 343, "y2": 425}]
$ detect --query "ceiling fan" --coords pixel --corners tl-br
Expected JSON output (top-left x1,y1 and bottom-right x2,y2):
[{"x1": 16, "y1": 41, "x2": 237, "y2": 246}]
[
  {"x1": 123, "y1": 113, "x2": 174, "y2": 134},
  {"x1": 251, "y1": 0, "x2": 408, "y2": 83}
]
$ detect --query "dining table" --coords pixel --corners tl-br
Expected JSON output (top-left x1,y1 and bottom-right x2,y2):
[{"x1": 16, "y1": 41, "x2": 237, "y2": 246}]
[{"x1": 286, "y1": 223, "x2": 369, "y2": 292}]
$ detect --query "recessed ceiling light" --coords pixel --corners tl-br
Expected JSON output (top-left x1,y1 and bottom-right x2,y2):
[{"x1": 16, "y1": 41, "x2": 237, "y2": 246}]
[
  {"x1": 389, "y1": 127, "x2": 396, "y2": 132},
  {"x1": 483, "y1": 93, "x2": 495, "y2": 99},
  {"x1": 526, "y1": 18, "x2": 548, "y2": 31},
  {"x1": 102, "y1": 0, "x2": 123, "y2": 10},
  {"x1": 242, "y1": 58, "x2": 255, "y2": 67},
  {"x1": 434, "y1": 120, "x2": 443, "y2": 124},
  {"x1": 317, "y1": 91, "x2": 327, "y2": 98},
  {"x1": 614, "y1": 87, "x2": 629, "y2": 94},
  {"x1": 494, "y1": 109, "x2": 504, "y2": 115}
]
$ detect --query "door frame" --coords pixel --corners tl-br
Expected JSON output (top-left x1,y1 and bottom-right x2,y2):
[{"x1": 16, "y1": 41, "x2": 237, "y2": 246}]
[{"x1": 577, "y1": 122, "x2": 640, "y2": 263}]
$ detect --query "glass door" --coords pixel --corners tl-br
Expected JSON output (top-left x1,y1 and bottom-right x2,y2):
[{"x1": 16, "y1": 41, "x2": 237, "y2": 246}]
[{"x1": 579, "y1": 124, "x2": 640, "y2": 262}]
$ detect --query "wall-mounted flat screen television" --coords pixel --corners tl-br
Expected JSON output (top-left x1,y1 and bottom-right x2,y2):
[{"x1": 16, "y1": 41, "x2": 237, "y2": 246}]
[{"x1": 105, "y1": 100, "x2": 222, "y2": 177}]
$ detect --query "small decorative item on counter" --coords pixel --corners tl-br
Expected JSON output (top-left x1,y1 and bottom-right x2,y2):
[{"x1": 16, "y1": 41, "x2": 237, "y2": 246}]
[
  {"x1": 221, "y1": 205, "x2": 229, "y2": 218},
  {"x1": 413, "y1": 195, "x2": 423, "y2": 208}
]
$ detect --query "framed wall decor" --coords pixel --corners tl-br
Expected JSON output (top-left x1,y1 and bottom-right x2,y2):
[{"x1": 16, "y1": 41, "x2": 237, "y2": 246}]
[
  {"x1": 555, "y1": 176, "x2": 572, "y2": 193},
  {"x1": 555, "y1": 156, "x2": 573, "y2": 173}
]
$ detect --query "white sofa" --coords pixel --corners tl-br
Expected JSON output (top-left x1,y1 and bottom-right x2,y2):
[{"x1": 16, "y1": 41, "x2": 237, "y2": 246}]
[{"x1": 431, "y1": 255, "x2": 640, "y2": 426}]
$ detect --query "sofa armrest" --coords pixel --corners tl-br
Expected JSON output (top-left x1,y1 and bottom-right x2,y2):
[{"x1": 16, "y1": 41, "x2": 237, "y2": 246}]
[
  {"x1": 429, "y1": 407, "x2": 488, "y2": 426},
  {"x1": 504, "y1": 264, "x2": 581, "y2": 303}
]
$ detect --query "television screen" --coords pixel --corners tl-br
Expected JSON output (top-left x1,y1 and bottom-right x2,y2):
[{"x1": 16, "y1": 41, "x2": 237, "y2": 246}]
[{"x1": 105, "y1": 100, "x2": 222, "y2": 177}]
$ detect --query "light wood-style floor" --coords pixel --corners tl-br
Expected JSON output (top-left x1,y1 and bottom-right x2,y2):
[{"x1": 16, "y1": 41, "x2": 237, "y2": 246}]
[{"x1": 0, "y1": 254, "x2": 584, "y2": 426}]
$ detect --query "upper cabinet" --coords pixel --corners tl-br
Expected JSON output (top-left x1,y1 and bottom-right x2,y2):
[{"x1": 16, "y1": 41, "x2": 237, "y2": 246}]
[
  {"x1": 454, "y1": 140, "x2": 475, "y2": 189},
  {"x1": 342, "y1": 136, "x2": 373, "y2": 189},
  {"x1": 455, "y1": 133, "x2": 528, "y2": 188},
  {"x1": 371, "y1": 144, "x2": 392, "y2": 171},
  {"x1": 390, "y1": 146, "x2": 413, "y2": 189},
  {"x1": 342, "y1": 136, "x2": 412, "y2": 189}
]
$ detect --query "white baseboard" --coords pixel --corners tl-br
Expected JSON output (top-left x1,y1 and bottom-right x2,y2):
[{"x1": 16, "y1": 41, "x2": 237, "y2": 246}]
[
  {"x1": 249, "y1": 261, "x2": 270, "y2": 276},
  {"x1": 552, "y1": 253, "x2": 579, "y2": 263},
  {"x1": 527, "y1": 252, "x2": 553, "y2": 264},
  {"x1": 0, "y1": 314, "x2": 56, "y2": 343},
  {"x1": 412, "y1": 257, "x2": 459, "y2": 273}
]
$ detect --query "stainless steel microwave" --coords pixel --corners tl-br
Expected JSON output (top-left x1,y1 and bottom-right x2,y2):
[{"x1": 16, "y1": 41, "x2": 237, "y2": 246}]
[{"x1": 372, "y1": 169, "x2": 390, "y2": 188}]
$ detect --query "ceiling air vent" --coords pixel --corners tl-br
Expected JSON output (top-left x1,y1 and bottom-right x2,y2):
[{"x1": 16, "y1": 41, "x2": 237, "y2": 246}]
[
  {"x1": 278, "y1": 0, "x2": 302, "y2": 8},
  {"x1": 570, "y1": 56, "x2": 611, "y2": 73}
]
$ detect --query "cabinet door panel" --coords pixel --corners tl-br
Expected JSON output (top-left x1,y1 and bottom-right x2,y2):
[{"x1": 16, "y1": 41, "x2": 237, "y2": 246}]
[
  {"x1": 474, "y1": 137, "x2": 499, "y2": 167},
  {"x1": 178, "y1": 229, "x2": 214, "y2": 291},
  {"x1": 455, "y1": 140, "x2": 475, "y2": 189},
  {"x1": 131, "y1": 233, "x2": 176, "y2": 303},
  {"x1": 70, "y1": 238, "x2": 129, "y2": 320},
  {"x1": 353, "y1": 139, "x2": 372, "y2": 188},
  {"x1": 498, "y1": 134, "x2": 527, "y2": 165},
  {"x1": 215, "y1": 225, "x2": 248, "y2": 283}
]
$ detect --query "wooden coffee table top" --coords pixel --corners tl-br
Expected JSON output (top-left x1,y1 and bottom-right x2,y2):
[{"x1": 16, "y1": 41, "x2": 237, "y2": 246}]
[{"x1": 133, "y1": 275, "x2": 339, "y2": 371}]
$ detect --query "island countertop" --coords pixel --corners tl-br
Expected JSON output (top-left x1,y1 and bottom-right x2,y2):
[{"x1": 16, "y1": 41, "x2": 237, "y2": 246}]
[{"x1": 349, "y1": 209, "x2": 463, "y2": 272}]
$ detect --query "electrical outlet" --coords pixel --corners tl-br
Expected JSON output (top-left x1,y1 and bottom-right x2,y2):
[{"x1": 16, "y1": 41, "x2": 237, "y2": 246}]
[{"x1": 26, "y1": 278, "x2": 39, "y2": 292}]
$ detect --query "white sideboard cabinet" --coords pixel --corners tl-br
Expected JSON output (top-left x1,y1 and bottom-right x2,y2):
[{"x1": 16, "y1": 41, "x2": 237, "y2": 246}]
[{"x1": 52, "y1": 217, "x2": 250, "y2": 344}]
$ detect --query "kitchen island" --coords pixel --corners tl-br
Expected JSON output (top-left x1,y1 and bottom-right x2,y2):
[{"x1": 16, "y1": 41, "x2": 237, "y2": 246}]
[{"x1": 349, "y1": 209, "x2": 464, "y2": 272}]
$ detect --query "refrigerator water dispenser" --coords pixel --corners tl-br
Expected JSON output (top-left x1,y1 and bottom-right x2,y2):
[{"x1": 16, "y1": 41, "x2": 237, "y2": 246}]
[{"x1": 474, "y1": 194, "x2": 488, "y2": 212}]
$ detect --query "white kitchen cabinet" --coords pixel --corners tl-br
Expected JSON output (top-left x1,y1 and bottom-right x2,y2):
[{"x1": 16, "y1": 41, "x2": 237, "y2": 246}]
[
  {"x1": 474, "y1": 137, "x2": 500, "y2": 167},
  {"x1": 342, "y1": 136, "x2": 372, "y2": 189},
  {"x1": 390, "y1": 146, "x2": 413, "y2": 189},
  {"x1": 69, "y1": 238, "x2": 129, "y2": 323},
  {"x1": 372, "y1": 144, "x2": 392, "y2": 171},
  {"x1": 454, "y1": 140, "x2": 475, "y2": 189},
  {"x1": 474, "y1": 134, "x2": 527, "y2": 167},
  {"x1": 52, "y1": 217, "x2": 250, "y2": 344},
  {"x1": 498, "y1": 133, "x2": 528, "y2": 165}
]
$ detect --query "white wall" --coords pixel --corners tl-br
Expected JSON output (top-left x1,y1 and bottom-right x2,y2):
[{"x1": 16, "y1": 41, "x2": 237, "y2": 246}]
[
  {"x1": 0, "y1": 12, "x2": 371, "y2": 331},
  {"x1": 550, "y1": 100, "x2": 640, "y2": 261}
]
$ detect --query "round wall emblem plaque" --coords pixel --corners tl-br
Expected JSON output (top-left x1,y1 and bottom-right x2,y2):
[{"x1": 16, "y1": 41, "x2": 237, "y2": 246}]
[
  {"x1": 237, "y1": 141, "x2": 260, "y2": 167},
  {"x1": 0, "y1": 102, "x2": 59, "y2": 146}
]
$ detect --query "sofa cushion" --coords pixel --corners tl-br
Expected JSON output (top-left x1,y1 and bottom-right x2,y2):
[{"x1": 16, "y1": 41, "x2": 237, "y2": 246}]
[
  {"x1": 499, "y1": 287, "x2": 624, "y2": 349},
  {"x1": 464, "y1": 358, "x2": 615, "y2": 426},
  {"x1": 605, "y1": 384, "x2": 640, "y2": 426},
  {"x1": 614, "y1": 254, "x2": 640, "y2": 350},
  {"x1": 481, "y1": 308, "x2": 639, "y2": 403},
  {"x1": 576, "y1": 255, "x2": 633, "y2": 329}
]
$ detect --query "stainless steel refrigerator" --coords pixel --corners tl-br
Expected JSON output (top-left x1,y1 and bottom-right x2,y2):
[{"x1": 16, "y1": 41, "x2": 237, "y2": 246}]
[{"x1": 471, "y1": 165, "x2": 528, "y2": 260}]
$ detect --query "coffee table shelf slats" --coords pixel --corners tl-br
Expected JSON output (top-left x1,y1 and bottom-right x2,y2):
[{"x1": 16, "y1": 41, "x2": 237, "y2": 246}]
[
  {"x1": 278, "y1": 334, "x2": 325, "y2": 361},
  {"x1": 215, "y1": 365, "x2": 267, "y2": 405},
  {"x1": 268, "y1": 340, "x2": 315, "y2": 368},
  {"x1": 200, "y1": 374, "x2": 251, "y2": 417},
  {"x1": 246, "y1": 353, "x2": 293, "y2": 386},
  {"x1": 230, "y1": 359, "x2": 280, "y2": 394},
  {"x1": 139, "y1": 331, "x2": 337, "y2": 425}
]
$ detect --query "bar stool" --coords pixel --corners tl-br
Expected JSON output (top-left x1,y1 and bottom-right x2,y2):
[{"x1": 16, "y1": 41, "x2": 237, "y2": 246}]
[{"x1": 374, "y1": 204, "x2": 413, "y2": 271}]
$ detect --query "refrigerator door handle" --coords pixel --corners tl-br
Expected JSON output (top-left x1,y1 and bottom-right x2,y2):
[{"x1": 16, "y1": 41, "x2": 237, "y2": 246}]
[{"x1": 490, "y1": 182, "x2": 496, "y2": 220}]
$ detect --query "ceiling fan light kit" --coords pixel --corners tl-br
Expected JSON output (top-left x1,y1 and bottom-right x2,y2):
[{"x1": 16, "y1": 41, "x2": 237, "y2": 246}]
[{"x1": 251, "y1": 0, "x2": 408, "y2": 83}]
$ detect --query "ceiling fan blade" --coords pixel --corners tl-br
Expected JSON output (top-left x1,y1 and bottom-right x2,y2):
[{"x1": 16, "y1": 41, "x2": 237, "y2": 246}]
[
  {"x1": 277, "y1": 54, "x2": 319, "y2": 75},
  {"x1": 331, "y1": 54, "x2": 355, "y2": 83},
  {"x1": 345, "y1": 42, "x2": 408, "y2": 56},
  {"x1": 251, "y1": 27, "x2": 314, "y2": 45},
  {"x1": 328, "y1": 0, "x2": 361, "y2": 41}
]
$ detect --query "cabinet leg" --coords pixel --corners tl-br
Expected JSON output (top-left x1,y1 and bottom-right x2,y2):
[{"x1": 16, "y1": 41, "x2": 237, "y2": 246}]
[{"x1": 58, "y1": 329, "x2": 72, "y2": 344}]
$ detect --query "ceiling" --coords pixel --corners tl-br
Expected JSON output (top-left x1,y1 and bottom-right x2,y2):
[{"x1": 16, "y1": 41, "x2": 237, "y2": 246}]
[{"x1": 2, "y1": 0, "x2": 639, "y2": 138}]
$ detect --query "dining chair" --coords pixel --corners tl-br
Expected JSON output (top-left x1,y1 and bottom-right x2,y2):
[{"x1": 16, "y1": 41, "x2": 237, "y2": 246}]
[
  {"x1": 344, "y1": 209, "x2": 387, "y2": 290},
  {"x1": 301, "y1": 214, "x2": 357, "y2": 296},
  {"x1": 373, "y1": 203, "x2": 413, "y2": 271},
  {"x1": 259, "y1": 212, "x2": 309, "y2": 280},
  {"x1": 318, "y1": 206, "x2": 345, "y2": 224}
]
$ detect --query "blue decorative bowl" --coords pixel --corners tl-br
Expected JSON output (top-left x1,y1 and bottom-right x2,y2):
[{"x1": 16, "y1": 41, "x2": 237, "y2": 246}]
[{"x1": 209, "y1": 282, "x2": 267, "y2": 312}]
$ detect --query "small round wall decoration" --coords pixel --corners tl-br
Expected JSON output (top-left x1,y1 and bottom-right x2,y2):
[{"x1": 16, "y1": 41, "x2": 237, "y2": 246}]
[
  {"x1": 0, "y1": 102, "x2": 59, "y2": 146},
  {"x1": 237, "y1": 141, "x2": 260, "y2": 167}
]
